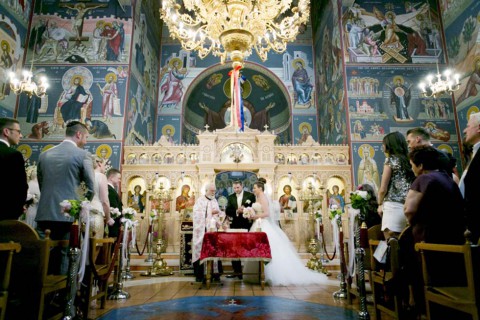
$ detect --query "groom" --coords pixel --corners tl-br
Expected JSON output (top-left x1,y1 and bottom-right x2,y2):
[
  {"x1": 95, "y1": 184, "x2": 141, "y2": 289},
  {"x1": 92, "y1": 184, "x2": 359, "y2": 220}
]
[{"x1": 225, "y1": 180, "x2": 256, "y2": 279}]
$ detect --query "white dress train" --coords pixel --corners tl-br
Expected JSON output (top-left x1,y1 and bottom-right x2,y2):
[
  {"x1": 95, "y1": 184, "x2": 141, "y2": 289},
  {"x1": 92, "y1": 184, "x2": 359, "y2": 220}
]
[{"x1": 244, "y1": 202, "x2": 330, "y2": 286}]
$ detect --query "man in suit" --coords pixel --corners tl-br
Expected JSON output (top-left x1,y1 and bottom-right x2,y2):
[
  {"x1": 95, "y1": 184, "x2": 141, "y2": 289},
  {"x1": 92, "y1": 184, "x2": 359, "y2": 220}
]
[
  {"x1": 0, "y1": 118, "x2": 28, "y2": 220},
  {"x1": 36, "y1": 121, "x2": 95, "y2": 274},
  {"x1": 460, "y1": 112, "x2": 480, "y2": 243},
  {"x1": 107, "y1": 168, "x2": 122, "y2": 238},
  {"x1": 406, "y1": 127, "x2": 457, "y2": 182},
  {"x1": 225, "y1": 180, "x2": 256, "y2": 279}
]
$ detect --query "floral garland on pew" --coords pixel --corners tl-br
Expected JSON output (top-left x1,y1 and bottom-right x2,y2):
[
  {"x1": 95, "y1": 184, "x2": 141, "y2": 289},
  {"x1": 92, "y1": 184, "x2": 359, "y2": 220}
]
[
  {"x1": 134, "y1": 210, "x2": 156, "y2": 256},
  {"x1": 346, "y1": 189, "x2": 371, "y2": 276},
  {"x1": 121, "y1": 207, "x2": 139, "y2": 267},
  {"x1": 60, "y1": 199, "x2": 91, "y2": 284},
  {"x1": 329, "y1": 204, "x2": 343, "y2": 254}
]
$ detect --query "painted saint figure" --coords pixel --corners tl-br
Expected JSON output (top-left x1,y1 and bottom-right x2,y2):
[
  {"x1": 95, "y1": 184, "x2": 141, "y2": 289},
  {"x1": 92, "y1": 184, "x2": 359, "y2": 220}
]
[
  {"x1": 97, "y1": 72, "x2": 118, "y2": 123},
  {"x1": 291, "y1": 59, "x2": 313, "y2": 106},
  {"x1": 279, "y1": 185, "x2": 297, "y2": 216},
  {"x1": 159, "y1": 58, "x2": 188, "y2": 109},
  {"x1": 387, "y1": 76, "x2": 413, "y2": 121},
  {"x1": 176, "y1": 184, "x2": 195, "y2": 212},
  {"x1": 128, "y1": 185, "x2": 145, "y2": 213},
  {"x1": 57, "y1": 75, "x2": 90, "y2": 125},
  {"x1": 0, "y1": 40, "x2": 13, "y2": 99},
  {"x1": 328, "y1": 185, "x2": 345, "y2": 211}
]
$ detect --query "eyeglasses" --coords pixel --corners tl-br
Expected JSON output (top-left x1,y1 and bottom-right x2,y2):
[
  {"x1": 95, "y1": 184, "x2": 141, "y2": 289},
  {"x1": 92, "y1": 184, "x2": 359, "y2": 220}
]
[{"x1": 7, "y1": 128, "x2": 21, "y2": 134}]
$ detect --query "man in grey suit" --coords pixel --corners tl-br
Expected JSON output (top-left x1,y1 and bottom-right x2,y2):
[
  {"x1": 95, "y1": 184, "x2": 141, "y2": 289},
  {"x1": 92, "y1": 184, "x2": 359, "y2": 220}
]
[{"x1": 36, "y1": 121, "x2": 95, "y2": 274}]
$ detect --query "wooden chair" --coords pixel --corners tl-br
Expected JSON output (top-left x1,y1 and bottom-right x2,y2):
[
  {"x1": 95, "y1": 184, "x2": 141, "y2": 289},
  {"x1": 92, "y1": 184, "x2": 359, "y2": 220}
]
[
  {"x1": 0, "y1": 221, "x2": 69, "y2": 320},
  {"x1": 347, "y1": 224, "x2": 383, "y2": 304},
  {"x1": 369, "y1": 236, "x2": 404, "y2": 319},
  {"x1": 0, "y1": 242, "x2": 21, "y2": 320},
  {"x1": 415, "y1": 241, "x2": 479, "y2": 320},
  {"x1": 81, "y1": 237, "x2": 115, "y2": 319}
]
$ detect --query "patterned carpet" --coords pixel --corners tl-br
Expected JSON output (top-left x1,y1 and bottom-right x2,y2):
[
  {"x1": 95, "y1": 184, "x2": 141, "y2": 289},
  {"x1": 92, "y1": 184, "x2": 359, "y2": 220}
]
[{"x1": 98, "y1": 296, "x2": 357, "y2": 319}]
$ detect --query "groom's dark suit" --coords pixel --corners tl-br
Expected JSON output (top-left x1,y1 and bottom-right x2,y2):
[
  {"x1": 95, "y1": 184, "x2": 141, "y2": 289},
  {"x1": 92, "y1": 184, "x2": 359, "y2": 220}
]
[
  {"x1": 225, "y1": 190, "x2": 256, "y2": 276},
  {"x1": 108, "y1": 184, "x2": 123, "y2": 238},
  {"x1": 226, "y1": 190, "x2": 256, "y2": 229}
]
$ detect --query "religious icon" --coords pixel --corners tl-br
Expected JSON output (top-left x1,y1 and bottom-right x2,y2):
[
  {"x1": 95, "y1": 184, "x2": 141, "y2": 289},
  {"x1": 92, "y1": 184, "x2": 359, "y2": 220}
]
[
  {"x1": 327, "y1": 185, "x2": 346, "y2": 212},
  {"x1": 128, "y1": 184, "x2": 146, "y2": 213}
]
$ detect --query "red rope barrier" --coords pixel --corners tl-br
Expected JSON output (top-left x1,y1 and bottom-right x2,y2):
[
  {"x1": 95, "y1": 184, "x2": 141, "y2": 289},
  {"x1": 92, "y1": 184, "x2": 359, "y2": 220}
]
[
  {"x1": 90, "y1": 229, "x2": 123, "y2": 282},
  {"x1": 134, "y1": 220, "x2": 153, "y2": 256},
  {"x1": 320, "y1": 223, "x2": 336, "y2": 260}
]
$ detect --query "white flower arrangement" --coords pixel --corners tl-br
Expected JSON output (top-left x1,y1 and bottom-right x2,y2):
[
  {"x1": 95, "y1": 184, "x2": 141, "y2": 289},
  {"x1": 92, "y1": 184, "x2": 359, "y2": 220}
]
[
  {"x1": 60, "y1": 199, "x2": 91, "y2": 220},
  {"x1": 243, "y1": 207, "x2": 256, "y2": 220},
  {"x1": 329, "y1": 204, "x2": 343, "y2": 220},
  {"x1": 122, "y1": 207, "x2": 137, "y2": 220},
  {"x1": 110, "y1": 207, "x2": 121, "y2": 219},
  {"x1": 245, "y1": 199, "x2": 251, "y2": 204},
  {"x1": 150, "y1": 209, "x2": 158, "y2": 219}
]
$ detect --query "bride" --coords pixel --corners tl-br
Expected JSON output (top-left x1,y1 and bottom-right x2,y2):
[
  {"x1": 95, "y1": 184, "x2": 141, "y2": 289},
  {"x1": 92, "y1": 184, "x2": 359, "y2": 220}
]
[{"x1": 244, "y1": 180, "x2": 330, "y2": 286}]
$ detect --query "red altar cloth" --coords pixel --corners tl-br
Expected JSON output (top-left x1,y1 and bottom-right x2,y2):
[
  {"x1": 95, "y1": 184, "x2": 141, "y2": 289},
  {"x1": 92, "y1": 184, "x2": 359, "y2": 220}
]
[{"x1": 199, "y1": 232, "x2": 272, "y2": 262}]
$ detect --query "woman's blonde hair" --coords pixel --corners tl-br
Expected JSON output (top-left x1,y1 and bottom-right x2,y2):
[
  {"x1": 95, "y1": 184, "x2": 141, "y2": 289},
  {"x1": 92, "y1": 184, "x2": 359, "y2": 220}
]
[{"x1": 92, "y1": 155, "x2": 105, "y2": 169}]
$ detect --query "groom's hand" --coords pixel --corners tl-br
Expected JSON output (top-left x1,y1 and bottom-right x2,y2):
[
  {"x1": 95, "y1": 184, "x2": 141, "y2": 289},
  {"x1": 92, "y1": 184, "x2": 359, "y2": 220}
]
[{"x1": 236, "y1": 206, "x2": 244, "y2": 217}]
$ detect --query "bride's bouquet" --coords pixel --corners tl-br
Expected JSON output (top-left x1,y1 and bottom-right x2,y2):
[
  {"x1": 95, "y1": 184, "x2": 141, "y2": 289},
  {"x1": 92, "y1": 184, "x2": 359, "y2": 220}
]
[{"x1": 243, "y1": 207, "x2": 256, "y2": 220}]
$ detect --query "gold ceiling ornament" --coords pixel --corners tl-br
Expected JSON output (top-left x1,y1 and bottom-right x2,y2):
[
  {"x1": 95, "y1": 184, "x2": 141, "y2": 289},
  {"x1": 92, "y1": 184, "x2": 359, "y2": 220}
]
[{"x1": 160, "y1": 0, "x2": 310, "y2": 66}]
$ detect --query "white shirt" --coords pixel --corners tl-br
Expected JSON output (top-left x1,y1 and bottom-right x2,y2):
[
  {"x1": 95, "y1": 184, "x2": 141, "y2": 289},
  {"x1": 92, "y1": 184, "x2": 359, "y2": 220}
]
[
  {"x1": 236, "y1": 191, "x2": 244, "y2": 208},
  {"x1": 0, "y1": 138, "x2": 10, "y2": 147}
]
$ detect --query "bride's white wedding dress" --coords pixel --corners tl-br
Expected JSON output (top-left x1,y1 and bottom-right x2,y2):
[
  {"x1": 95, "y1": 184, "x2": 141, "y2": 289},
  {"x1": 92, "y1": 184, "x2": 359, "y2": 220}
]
[{"x1": 244, "y1": 202, "x2": 330, "y2": 286}]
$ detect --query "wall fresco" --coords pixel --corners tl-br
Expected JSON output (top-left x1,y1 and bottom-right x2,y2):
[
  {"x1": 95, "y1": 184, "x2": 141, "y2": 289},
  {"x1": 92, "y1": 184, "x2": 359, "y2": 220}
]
[
  {"x1": 443, "y1": 1, "x2": 480, "y2": 132},
  {"x1": 27, "y1": 2, "x2": 132, "y2": 65},
  {"x1": 156, "y1": 44, "x2": 315, "y2": 144},
  {"x1": 314, "y1": 0, "x2": 346, "y2": 146},
  {"x1": 16, "y1": 141, "x2": 122, "y2": 171},
  {"x1": 341, "y1": 0, "x2": 443, "y2": 65},
  {"x1": 0, "y1": 1, "x2": 30, "y2": 116},
  {"x1": 346, "y1": 65, "x2": 458, "y2": 144},
  {"x1": 16, "y1": 65, "x2": 127, "y2": 141},
  {"x1": 124, "y1": 73, "x2": 154, "y2": 145}
]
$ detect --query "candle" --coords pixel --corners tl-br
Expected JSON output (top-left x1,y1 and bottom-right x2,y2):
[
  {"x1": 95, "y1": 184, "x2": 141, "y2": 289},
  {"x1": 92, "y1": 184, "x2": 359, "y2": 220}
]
[
  {"x1": 210, "y1": 217, "x2": 216, "y2": 231},
  {"x1": 316, "y1": 218, "x2": 320, "y2": 240},
  {"x1": 69, "y1": 223, "x2": 80, "y2": 248}
]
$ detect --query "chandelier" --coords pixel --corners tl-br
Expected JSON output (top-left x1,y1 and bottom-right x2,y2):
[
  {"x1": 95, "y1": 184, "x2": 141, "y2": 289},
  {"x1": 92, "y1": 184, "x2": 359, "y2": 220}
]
[
  {"x1": 418, "y1": 63, "x2": 460, "y2": 98},
  {"x1": 9, "y1": 0, "x2": 48, "y2": 98},
  {"x1": 9, "y1": 70, "x2": 48, "y2": 98},
  {"x1": 160, "y1": 0, "x2": 310, "y2": 65}
]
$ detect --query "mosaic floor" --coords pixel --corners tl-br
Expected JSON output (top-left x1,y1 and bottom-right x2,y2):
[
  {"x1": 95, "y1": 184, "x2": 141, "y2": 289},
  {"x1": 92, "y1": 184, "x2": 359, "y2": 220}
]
[{"x1": 98, "y1": 296, "x2": 357, "y2": 320}]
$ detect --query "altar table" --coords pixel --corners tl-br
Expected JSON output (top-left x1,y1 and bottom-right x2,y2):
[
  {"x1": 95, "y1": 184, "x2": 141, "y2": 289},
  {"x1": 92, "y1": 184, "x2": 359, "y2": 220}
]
[{"x1": 199, "y1": 232, "x2": 272, "y2": 289}]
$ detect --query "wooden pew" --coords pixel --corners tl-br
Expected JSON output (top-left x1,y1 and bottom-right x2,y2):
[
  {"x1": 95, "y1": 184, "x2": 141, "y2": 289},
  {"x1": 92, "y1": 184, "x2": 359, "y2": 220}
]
[
  {"x1": 0, "y1": 242, "x2": 21, "y2": 320},
  {"x1": 0, "y1": 221, "x2": 69, "y2": 320}
]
